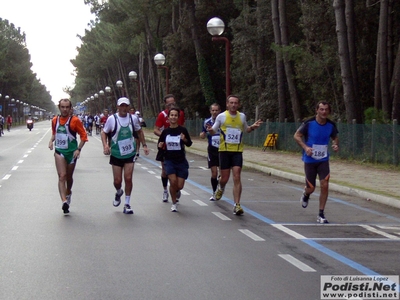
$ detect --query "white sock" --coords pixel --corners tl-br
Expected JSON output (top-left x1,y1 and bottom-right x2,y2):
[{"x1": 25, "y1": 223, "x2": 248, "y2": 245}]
[{"x1": 125, "y1": 195, "x2": 131, "y2": 205}]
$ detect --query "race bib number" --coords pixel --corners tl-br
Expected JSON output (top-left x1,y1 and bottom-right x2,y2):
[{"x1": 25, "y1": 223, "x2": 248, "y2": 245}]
[
  {"x1": 55, "y1": 133, "x2": 68, "y2": 149},
  {"x1": 311, "y1": 144, "x2": 328, "y2": 160},
  {"x1": 211, "y1": 135, "x2": 220, "y2": 148},
  {"x1": 225, "y1": 128, "x2": 241, "y2": 144},
  {"x1": 166, "y1": 135, "x2": 181, "y2": 151},
  {"x1": 118, "y1": 138, "x2": 134, "y2": 156}
]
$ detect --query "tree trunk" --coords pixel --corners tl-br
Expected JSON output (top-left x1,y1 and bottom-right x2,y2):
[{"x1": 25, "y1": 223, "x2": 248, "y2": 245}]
[
  {"x1": 185, "y1": 0, "x2": 215, "y2": 106},
  {"x1": 278, "y1": 0, "x2": 301, "y2": 121},
  {"x1": 391, "y1": 41, "x2": 400, "y2": 120},
  {"x1": 345, "y1": 0, "x2": 361, "y2": 118},
  {"x1": 333, "y1": 0, "x2": 358, "y2": 122},
  {"x1": 378, "y1": 0, "x2": 390, "y2": 119},
  {"x1": 271, "y1": 0, "x2": 286, "y2": 122}
]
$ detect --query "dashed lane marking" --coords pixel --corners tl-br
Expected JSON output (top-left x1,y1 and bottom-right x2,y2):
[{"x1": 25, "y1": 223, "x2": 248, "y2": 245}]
[
  {"x1": 238, "y1": 229, "x2": 265, "y2": 241},
  {"x1": 212, "y1": 212, "x2": 231, "y2": 221},
  {"x1": 272, "y1": 224, "x2": 307, "y2": 239},
  {"x1": 278, "y1": 254, "x2": 316, "y2": 272},
  {"x1": 193, "y1": 200, "x2": 208, "y2": 206}
]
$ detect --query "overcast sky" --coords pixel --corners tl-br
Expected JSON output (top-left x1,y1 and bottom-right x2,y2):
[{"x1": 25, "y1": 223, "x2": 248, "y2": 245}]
[{"x1": 1, "y1": 0, "x2": 94, "y2": 104}]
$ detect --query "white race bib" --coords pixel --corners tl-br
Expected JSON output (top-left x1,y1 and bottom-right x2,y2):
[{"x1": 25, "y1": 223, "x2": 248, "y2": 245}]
[
  {"x1": 225, "y1": 128, "x2": 241, "y2": 144},
  {"x1": 118, "y1": 138, "x2": 134, "y2": 156},
  {"x1": 55, "y1": 133, "x2": 68, "y2": 149},
  {"x1": 166, "y1": 135, "x2": 181, "y2": 151},
  {"x1": 211, "y1": 135, "x2": 220, "y2": 148},
  {"x1": 311, "y1": 144, "x2": 328, "y2": 160}
]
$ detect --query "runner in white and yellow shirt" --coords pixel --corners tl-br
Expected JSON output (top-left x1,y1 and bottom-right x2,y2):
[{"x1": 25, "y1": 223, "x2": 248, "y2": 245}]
[{"x1": 207, "y1": 95, "x2": 262, "y2": 215}]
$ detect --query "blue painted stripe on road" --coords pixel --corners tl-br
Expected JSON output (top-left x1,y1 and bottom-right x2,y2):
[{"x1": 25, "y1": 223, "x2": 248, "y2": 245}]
[
  {"x1": 302, "y1": 239, "x2": 380, "y2": 275},
  {"x1": 141, "y1": 155, "x2": 390, "y2": 276}
]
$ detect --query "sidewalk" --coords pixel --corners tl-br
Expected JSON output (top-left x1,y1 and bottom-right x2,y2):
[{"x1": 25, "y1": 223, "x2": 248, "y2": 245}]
[{"x1": 144, "y1": 129, "x2": 400, "y2": 209}]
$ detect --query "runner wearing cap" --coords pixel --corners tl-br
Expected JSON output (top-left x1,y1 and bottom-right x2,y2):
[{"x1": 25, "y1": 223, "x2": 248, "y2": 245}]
[{"x1": 101, "y1": 97, "x2": 149, "y2": 214}]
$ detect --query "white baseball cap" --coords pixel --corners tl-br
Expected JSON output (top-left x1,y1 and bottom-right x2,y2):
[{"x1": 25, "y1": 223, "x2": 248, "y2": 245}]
[{"x1": 117, "y1": 97, "x2": 130, "y2": 106}]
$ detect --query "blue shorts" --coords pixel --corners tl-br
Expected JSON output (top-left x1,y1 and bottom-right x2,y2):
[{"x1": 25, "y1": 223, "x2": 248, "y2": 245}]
[{"x1": 164, "y1": 159, "x2": 189, "y2": 179}]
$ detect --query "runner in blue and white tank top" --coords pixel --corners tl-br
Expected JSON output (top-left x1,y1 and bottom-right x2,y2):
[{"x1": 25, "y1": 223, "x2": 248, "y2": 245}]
[
  {"x1": 294, "y1": 101, "x2": 339, "y2": 224},
  {"x1": 200, "y1": 103, "x2": 221, "y2": 201}
]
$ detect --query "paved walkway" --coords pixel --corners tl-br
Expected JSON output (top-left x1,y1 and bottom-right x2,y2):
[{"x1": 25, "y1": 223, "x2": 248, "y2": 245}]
[{"x1": 143, "y1": 129, "x2": 400, "y2": 209}]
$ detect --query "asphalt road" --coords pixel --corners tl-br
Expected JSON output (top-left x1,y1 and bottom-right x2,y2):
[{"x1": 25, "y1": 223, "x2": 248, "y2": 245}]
[{"x1": 0, "y1": 121, "x2": 399, "y2": 300}]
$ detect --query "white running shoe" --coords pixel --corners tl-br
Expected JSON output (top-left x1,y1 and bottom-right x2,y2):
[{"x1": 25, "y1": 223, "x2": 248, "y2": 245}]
[
  {"x1": 114, "y1": 190, "x2": 123, "y2": 207},
  {"x1": 162, "y1": 190, "x2": 169, "y2": 202},
  {"x1": 317, "y1": 215, "x2": 329, "y2": 224},
  {"x1": 171, "y1": 204, "x2": 177, "y2": 212},
  {"x1": 66, "y1": 193, "x2": 72, "y2": 205}
]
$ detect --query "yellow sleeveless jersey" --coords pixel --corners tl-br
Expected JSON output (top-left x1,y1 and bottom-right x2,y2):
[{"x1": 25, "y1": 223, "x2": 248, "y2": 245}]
[{"x1": 219, "y1": 110, "x2": 244, "y2": 152}]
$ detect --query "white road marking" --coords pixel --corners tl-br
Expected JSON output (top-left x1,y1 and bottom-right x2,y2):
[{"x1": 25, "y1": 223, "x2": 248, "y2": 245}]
[
  {"x1": 181, "y1": 190, "x2": 190, "y2": 196},
  {"x1": 148, "y1": 171, "x2": 156, "y2": 174},
  {"x1": 376, "y1": 225, "x2": 400, "y2": 230},
  {"x1": 193, "y1": 200, "x2": 208, "y2": 206},
  {"x1": 11, "y1": 166, "x2": 18, "y2": 171},
  {"x1": 272, "y1": 224, "x2": 307, "y2": 239},
  {"x1": 212, "y1": 212, "x2": 231, "y2": 221},
  {"x1": 23, "y1": 155, "x2": 28, "y2": 158},
  {"x1": 199, "y1": 166, "x2": 208, "y2": 170},
  {"x1": 360, "y1": 225, "x2": 399, "y2": 239},
  {"x1": 238, "y1": 229, "x2": 265, "y2": 241},
  {"x1": 141, "y1": 167, "x2": 148, "y2": 170},
  {"x1": 2, "y1": 174, "x2": 11, "y2": 180},
  {"x1": 17, "y1": 160, "x2": 24, "y2": 164},
  {"x1": 278, "y1": 254, "x2": 316, "y2": 272}
]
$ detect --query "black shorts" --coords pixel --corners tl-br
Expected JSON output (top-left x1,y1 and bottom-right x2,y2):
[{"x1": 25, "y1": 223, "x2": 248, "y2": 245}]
[
  {"x1": 156, "y1": 149, "x2": 165, "y2": 162},
  {"x1": 304, "y1": 160, "x2": 330, "y2": 189},
  {"x1": 219, "y1": 151, "x2": 243, "y2": 170},
  {"x1": 109, "y1": 155, "x2": 135, "y2": 167},
  {"x1": 207, "y1": 148, "x2": 220, "y2": 168}
]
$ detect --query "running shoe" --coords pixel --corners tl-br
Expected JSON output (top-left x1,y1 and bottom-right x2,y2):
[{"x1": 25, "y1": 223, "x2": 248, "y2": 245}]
[
  {"x1": 300, "y1": 192, "x2": 309, "y2": 208},
  {"x1": 317, "y1": 215, "x2": 329, "y2": 224},
  {"x1": 162, "y1": 190, "x2": 169, "y2": 202},
  {"x1": 171, "y1": 204, "x2": 178, "y2": 212},
  {"x1": 215, "y1": 186, "x2": 224, "y2": 201},
  {"x1": 233, "y1": 204, "x2": 244, "y2": 215},
  {"x1": 114, "y1": 190, "x2": 123, "y2": 207},
  {"x1": 123, "y1": 204, "x2": 134, "y2": 214},
  {"x1": 66, "y1": 193, "x2": 72, "y2": 205},
  {"x1": 62, "y1": 201, "x2": 70, "y2": 214},
  {"x1": 209, "y1": 193, "x2": 216, "y2": 201}
]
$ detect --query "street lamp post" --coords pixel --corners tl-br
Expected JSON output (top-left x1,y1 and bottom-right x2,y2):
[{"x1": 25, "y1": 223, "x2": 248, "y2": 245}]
[
  {"x1": 4, "y1": 95, "x2": 10, "y2": 117},
  {"x1": 116, "y1": 80, "x2": 125, "y2": 97},
  {"x1": 99, "y1": 90, "x2": 105, "y2": 110},
  {"x1": 129, "y1": 71, "x2": 141, "y2": 111},
  {"x1": 105, "y1": 86, "x2": 112, "y2": 109},
  {"x1": 154, "y1": 53, "x2": 169, "y2": 94},
  {"x1": 207, "y1": 17, "x2": 231, "y2": 98},
  {"x1": 94, "y1": 93, "x2": 99, "y2": 113}
]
